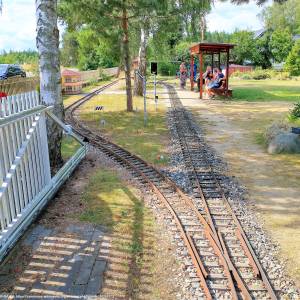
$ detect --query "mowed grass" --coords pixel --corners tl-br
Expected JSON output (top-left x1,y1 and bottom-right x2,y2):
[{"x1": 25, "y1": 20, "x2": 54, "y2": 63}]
[
  {"x1": 231, "y1": 79, "x2": 300, "y2": 102},
  {"x1": 79, "y1": 168, "x2": 156, "y2": 298},
  {"x1": 79, "y1": 91, "x2": 169, "y2": 166}
]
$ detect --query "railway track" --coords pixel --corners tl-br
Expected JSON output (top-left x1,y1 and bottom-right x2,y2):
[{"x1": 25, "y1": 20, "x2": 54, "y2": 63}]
[
  {"x1": 163, "y1": 82, "x2": 278, "y2": 300},
  {"x1": 65, "y1": 80, "x2": 278, "y2": 299}
]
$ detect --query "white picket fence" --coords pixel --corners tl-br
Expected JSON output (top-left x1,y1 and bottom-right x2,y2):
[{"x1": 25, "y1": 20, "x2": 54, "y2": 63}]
[{"x1": 0, "y1": 91, "x2": 86, "y2": 260}]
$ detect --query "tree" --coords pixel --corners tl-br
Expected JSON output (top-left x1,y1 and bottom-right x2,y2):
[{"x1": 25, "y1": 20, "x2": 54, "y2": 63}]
[
  {"x1": 134, "y1": 18, "x2": 149, "y2": 96},
  {"x1": 285, "y1": 40, "x2": 300, "y2": 75},
  {"x1": 59, "y1": 0, "x2": 157, "y2": 112},
  {"x1": 36, "y1": 0, "x2": 64, "y2": 169},
  {"x1": 254, "y1": 31, "x2": 272, "y2": 68},
  {"x1": 60, "y1": 30, "x2": 79, "y2": 67},
  {"x1": 230, "y1": 30, "x2": 258, "y2": 64},
  {"x1": 270, "y1": 28, "x2": 293, "y2": 63},
  {"x1": 262, "y1": 0, "x2": 300, "y2": 35}
]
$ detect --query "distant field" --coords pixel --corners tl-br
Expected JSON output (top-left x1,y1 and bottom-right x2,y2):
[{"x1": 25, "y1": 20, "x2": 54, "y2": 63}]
[{"x1": 231, "y1": 79, "x2": 300, "y2": 102}]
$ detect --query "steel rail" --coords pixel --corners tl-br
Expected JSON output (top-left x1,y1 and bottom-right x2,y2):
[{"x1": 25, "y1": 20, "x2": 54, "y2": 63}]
[
  {"x1": 65, "y1": 81, "x2": 218, "y2": 299},
  {"x1": 167, "y1": 99, "x2": 251, "y2": 299},
  {"x1": 163, "y1": 82, "x2": 278, "y2": 300}
]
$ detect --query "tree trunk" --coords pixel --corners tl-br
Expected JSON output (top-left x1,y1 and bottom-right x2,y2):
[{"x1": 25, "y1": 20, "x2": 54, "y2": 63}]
[
  {"x1": 122, "y1": 3, "x2": 133, "y2": 112},
  {"x1": 200, "y1": 15, "x2": 206, "y2": 42},
  {"x1": 36, "y1": 0, "x2": 64, "y2": 169},
  {"x1": 190, "y1": 13, "x2": 197, "y2": 40},
  {"x1": 134, "y1": 22, "x2": 149, "y2": 96}
]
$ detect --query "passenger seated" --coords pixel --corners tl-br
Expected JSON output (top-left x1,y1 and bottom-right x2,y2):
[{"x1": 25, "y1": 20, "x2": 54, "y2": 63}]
[
  {"x1": 207, "y1": 68, "x2": 224, "y2": 98},
  {"x1": 197, "y1": 66, "x2": 212, "y2": 92}
]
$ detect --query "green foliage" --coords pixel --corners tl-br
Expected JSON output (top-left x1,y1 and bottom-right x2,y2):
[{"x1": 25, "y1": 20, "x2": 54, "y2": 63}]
[
  {"x1": 230, "y1": 31, "x2": 259, "y2": 65},
  {"x1": 262, "y1": 0, "x2": 300, "y2": 35},
  {"x1": 174, "y1": 41, "x2": 192, "y2": 61},
  {"x1": 270, "y1": 28, "x2": 293, "y2": 63},
  {"x1": 206, "y1": 31, "x2": 232, "y2": 43},
  {"x1": 252, "y1": 69, "x2": 271, "y2": 80},
  {"x1": 60, "y1": 31, "x2": 79, "y2": 67},
  {"x1": 158, "y1": 62, "x2": 178, "y2": 76},
  {"x1": 60, "y1": 27, "x2": 120, "y2": 70},
  {"x1": 289, "y1": 102, "x2": 300, "y2": 121},
  {"x1": 0, "y1": 50, "x2": 38, "y2": 65},
  {"x1": 285, "y1": 40, "x2": 300, "y2": 76}
]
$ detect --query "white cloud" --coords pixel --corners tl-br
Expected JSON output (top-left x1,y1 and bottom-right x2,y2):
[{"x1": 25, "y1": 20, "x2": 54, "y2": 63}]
[
  {"x1": 0, "y1": 0, "x2": 36, "y2": 51},
  {"x1": 207, "y1": 0, "x2": 272, "y2": 33},
  {"x1": 0, "y1": 0, "x2": 272, "y2": 52}
]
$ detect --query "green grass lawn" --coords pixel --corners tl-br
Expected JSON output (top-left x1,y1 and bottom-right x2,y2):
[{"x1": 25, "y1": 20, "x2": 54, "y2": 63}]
[
  {"x1": 79, "y1": 92, "x2": 169, "y2": 166},
  {"x1": 79, "y1": 168, "x2": 156, "y2": 298},
  {"x1": 231, "y1": 79, "x2": 300, "y2": 102}
]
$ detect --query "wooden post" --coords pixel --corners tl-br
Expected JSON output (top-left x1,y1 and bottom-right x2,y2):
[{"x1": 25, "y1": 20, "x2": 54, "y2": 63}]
[
  {"x1": 218, "y1": 52, "x2": 221, "y2": 69},
  {"x1": 226, "y1": 50, "x2": 229, "y2": 93},
  {"x1": 211, "y1": 53, "x2": 213, "y2": 70},
  {"x1": 199, "y1": 51, "x2": 203, "y2": 99},
  {"x1": 190, "y1": 55, "x2": 194, "y2": 91}
]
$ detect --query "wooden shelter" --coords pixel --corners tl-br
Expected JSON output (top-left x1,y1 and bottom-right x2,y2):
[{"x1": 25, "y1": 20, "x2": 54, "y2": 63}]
[{"x1": 190, "y1": 42, "x2": 234, "y2": 99}]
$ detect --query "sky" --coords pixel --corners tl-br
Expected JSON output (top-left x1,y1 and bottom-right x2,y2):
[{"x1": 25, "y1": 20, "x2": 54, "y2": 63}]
[{"x1": 0, "y1": 0, "x2": 271, "y2": 52}]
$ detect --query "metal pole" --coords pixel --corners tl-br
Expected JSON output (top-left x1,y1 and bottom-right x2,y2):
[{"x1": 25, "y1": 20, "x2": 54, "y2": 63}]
[
  {"x1": 143, "y1": 75, "x2": 147, "y2": 126},
  {"x1": 154, "y1": 73, "x2": 157, "y2": 112}
]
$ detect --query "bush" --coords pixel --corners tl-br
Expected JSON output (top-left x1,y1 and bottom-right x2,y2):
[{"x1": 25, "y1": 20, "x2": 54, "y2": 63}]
[
  {"x1": 274, "y1": 71, "x2": 291, "y2": 80},
  {"x1": 241, "y1": 73, "x2": 252, "y2": 80},
  {"x1": 252, "y1": 69, "x2": 271, "y2": 80},
  {"x1": 158, "y1": 62, "x2": 179, "y2": 76},
  {"x1": 289, "y1": 102, "x2": 300, "y2": 121}
]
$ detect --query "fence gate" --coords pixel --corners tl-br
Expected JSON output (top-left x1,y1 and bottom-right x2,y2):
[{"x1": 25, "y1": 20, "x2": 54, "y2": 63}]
[{"x1": 0, "y1": 90, "x2": 86, "y2": 260}]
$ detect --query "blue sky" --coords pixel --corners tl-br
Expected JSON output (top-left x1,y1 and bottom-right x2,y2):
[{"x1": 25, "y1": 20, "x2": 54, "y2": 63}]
[{"x1": 0, "y1": 0, "x2": 271, "y2": 52}]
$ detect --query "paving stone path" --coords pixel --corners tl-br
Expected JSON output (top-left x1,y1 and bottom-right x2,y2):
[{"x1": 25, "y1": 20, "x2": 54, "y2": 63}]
[{"x1": 0, "y1": 223, "x2": 109, "y2": 299}]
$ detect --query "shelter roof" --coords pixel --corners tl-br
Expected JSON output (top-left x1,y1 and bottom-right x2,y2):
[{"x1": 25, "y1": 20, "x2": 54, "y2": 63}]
[{"x1": 190, "y1": 42, "x2": 235, "y2": 55}]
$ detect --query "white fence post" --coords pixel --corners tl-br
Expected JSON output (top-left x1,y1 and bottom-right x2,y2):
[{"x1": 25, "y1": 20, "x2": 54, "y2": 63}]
[{"x1": 0, "y1": 90, "x2": 86, "y2": 260}]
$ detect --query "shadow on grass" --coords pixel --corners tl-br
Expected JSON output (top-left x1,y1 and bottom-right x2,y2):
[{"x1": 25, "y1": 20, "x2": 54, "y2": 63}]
[{"x1": 79, "y1": 169, "x2": 153, "y2": 298}]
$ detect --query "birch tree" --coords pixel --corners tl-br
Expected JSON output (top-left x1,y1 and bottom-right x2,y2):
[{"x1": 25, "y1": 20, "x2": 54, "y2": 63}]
[
  {"x1": 36, "y1": 0, "x2": 64, "y2": 169},
  {"x1": 134, "y1": 19, "x2": 149, "y2": 96}
]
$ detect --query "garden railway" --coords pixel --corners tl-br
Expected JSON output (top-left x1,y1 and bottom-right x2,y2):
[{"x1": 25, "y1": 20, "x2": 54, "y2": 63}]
[{"x1": 64, "y1": 80, "x2": 280, "y2": 299}]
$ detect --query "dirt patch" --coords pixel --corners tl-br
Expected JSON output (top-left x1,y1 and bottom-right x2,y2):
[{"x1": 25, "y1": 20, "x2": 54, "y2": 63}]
[{"x1": 176, "y1": 90, "x2": 300, "y2": 287}]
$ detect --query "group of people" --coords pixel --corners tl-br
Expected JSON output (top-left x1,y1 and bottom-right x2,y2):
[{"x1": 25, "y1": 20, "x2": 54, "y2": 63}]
[{"x1": 179, "y1": 62, "x2": 225, "y2": 98}]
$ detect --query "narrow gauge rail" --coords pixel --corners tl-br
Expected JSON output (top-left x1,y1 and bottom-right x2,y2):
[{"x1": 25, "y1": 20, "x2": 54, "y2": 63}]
[
  {"x1": 163, "y1": 82, "x2": 278, "y2": 300},
  {"x1": 65, "y1": 81, "x2": 277, "y2": 299}
]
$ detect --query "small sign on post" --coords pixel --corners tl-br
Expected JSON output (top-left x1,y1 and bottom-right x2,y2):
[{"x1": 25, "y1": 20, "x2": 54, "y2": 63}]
[{"x1": 151, "y1": 62, "x2": 158, "y2": 112}]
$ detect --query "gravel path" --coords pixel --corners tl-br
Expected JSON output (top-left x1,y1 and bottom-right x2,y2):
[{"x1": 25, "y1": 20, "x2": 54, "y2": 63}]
[{"x1": 163, "y1": 85, "x2": 299, "y2": 299}]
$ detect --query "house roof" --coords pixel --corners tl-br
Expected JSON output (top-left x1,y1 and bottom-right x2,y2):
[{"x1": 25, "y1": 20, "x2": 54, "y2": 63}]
[
  {"x1": 254, "y1": 29, "x2": 266, "y2": 39},
  {"x1": 293, "y1": 34, "x2": 300, "y2": 41},
  {"x1": 62, "y1": 69, "x2": 81, "y2": 77}
]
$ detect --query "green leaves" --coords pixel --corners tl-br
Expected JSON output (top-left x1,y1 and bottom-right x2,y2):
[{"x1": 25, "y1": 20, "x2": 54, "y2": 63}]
[
  {"x1": 270, "y1": 28, "x2": 293, "y2": 63},
  {"x1": 285, "y1": 40, "x2": 300, "y2": 76}
]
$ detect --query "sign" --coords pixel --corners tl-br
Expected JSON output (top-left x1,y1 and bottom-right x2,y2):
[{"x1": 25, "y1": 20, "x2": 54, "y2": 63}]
[{"x1": 151, "y1": 62, "x2": 157, "y2": 75}]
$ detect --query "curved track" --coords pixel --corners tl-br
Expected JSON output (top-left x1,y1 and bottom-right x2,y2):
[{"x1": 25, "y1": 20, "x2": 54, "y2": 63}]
[{"x1": 65, "y1": 80, "x2": 278, "y2": 300}]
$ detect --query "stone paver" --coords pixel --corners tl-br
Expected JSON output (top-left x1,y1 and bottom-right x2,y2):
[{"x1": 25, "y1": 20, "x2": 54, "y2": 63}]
[{"x1": 0, "y1": 224, "x2": 109, "y2": 298}]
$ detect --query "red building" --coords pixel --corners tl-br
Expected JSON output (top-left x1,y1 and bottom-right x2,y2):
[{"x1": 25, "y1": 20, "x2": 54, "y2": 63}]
[{"x1": 61, "y1": 69, "x2": 82, "y2": 94}]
